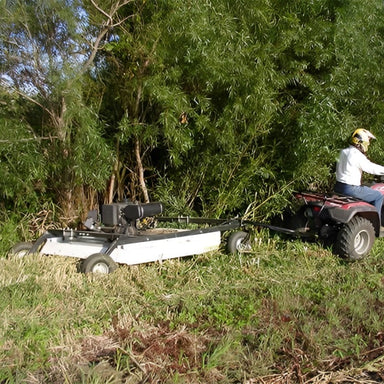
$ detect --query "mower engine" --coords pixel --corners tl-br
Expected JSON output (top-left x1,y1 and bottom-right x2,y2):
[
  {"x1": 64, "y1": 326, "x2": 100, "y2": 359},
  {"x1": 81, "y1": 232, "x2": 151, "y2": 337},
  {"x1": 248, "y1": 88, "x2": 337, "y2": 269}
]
[{"x1": 86, "y1": 202, "x2": 163, "y2": 235}]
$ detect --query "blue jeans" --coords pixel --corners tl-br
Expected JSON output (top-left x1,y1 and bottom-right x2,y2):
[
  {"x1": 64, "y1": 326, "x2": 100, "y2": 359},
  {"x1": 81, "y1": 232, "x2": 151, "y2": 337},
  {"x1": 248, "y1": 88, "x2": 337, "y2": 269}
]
[{"x1": 334, "y1": 181, "x2": 384, "y2": 223}]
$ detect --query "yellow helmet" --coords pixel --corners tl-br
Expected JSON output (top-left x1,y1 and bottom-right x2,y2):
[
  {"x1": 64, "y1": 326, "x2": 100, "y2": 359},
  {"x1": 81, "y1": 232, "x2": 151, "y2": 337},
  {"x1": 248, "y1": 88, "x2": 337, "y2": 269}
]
[{"x1": 350, "y1": 128, "x2": 376, "y2": 153}]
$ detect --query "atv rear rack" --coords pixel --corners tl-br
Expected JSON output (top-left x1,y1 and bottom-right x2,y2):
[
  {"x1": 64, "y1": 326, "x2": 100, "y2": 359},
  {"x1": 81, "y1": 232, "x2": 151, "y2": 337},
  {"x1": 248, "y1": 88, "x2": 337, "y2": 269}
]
[{"x1": 294, "y1": 191, "x2": 362, "y2": 205}]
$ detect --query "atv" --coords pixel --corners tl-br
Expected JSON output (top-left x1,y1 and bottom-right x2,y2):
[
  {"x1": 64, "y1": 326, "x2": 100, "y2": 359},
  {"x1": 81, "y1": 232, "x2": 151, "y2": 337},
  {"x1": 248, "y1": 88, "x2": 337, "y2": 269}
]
[
  {"x1": 222, "y1": 183, "x2": 384, "y2": 261},
  {"x1": 281, "y1": 184, "x2": 384, "y2": 260}
]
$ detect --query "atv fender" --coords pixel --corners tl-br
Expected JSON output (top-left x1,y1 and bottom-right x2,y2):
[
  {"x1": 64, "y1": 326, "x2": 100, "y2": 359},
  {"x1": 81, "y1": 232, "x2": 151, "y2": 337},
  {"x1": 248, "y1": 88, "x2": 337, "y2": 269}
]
[{"x1": 324, "y1": 205, "x2": 380, "y2": 236}]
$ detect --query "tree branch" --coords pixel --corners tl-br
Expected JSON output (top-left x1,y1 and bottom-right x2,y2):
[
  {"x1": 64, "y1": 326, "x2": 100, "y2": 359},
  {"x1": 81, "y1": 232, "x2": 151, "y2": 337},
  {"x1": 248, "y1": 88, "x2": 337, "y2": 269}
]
[
  {"x1": 0, "y1": 136, "x2": 59, "y2": 143},
  {"x1": 80, "y1": 0, "x2": 135, "y2": 75},
  {"x1": 0, "y1": 79, "x2": 55, "y2": 120},
  {"x1": 90, "y1": 0, "x2": 113, "y2": 23}
]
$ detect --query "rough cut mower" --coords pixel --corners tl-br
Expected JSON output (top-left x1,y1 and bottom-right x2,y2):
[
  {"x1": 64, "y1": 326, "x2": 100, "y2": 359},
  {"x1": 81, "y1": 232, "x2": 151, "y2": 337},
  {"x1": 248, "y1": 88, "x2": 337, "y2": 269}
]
[{"x1": 9, "y1": 183, "x2": 384, "y2": 273}]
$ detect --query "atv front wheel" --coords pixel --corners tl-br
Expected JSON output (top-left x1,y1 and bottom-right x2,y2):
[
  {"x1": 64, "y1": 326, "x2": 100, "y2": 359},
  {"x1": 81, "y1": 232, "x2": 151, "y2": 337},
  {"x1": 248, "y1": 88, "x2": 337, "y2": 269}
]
[
  {"x1": 334, "y1": 216, "x2": 375, "y2": 260},
  {"x1": 80, "y1": 253, "x2": 118, "y2": 274}
]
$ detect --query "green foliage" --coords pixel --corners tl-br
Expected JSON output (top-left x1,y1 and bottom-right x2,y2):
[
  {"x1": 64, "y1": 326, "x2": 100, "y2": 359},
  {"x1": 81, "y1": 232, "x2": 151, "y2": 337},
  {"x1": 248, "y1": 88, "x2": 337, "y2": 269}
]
[
  {"x1": 2, "y1": 0, "x2": 384, "y2": 219},
  {"x1": 0, "y1": 212, "x2": 30, "y2": 255},
  {"x1": 0, "y1": 0, "x2": 115, "y2": 216},
  {"x1": 0, "y1": 0, "x2": 87, "y2": 90},
  {"x1": 0, "y1": 92, "x2": 47, "y2": 210},
  {"x1": 105, "y1": 0, "x2": 384, "y2": 216}
]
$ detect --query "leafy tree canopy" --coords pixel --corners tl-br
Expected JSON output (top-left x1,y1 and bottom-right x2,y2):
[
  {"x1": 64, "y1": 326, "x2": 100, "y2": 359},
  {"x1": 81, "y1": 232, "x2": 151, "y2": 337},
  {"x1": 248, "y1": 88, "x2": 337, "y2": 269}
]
[{"x1": 1, "y1": 0, "x2": 384, "y2": 220}]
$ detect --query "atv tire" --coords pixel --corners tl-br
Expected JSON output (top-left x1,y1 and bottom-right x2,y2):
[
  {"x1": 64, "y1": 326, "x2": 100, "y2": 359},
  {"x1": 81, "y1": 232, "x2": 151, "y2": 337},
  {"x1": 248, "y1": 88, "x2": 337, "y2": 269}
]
[
  {"x1": 334, "y1": 216, "x2": 375, "y2": 260},
  {"x1": 80, "y1": 253, "x2": 118, "y2": 274}
]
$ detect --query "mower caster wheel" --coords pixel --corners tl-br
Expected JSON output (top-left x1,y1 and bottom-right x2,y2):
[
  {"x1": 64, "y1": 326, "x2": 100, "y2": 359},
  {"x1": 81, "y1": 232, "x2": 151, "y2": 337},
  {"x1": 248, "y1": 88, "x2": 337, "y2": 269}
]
[
  {"x1": 8, "y1": 242, "x2": 33, "y2": 258},
  {"x1": 80, "y1": 253, "x2": 118, "y2": 274},
  {"x1": 227, "y1": 231, "x2": 251, "y2": 254}
]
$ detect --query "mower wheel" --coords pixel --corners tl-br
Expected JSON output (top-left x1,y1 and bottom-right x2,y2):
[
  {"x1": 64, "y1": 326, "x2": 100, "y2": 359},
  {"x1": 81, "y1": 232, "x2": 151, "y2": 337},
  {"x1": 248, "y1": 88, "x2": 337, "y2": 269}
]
[
  {"x1": 227, "y1": 231, "x2": 251, "y2": 254},
  {"x1": 334, "y1": 216, "x2": 375, "y2": 260},
  {"x1": 80, "y1": 253, "x2": 118, "y2": 274},
  {"x1": 8, "y1": 242, "x2": 33, "y2": 258}
]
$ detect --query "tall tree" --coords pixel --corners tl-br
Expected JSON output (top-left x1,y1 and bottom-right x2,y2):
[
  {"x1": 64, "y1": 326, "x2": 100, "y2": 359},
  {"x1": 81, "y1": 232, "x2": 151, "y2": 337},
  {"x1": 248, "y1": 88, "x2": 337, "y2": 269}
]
[{"x1": 0, "y1": 0, "x2": 134, "y2": 219}]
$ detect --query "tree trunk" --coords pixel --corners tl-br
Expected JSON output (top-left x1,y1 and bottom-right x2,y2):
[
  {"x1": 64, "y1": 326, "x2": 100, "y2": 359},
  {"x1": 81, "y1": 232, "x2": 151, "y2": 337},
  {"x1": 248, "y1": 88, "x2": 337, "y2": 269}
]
[
  {"x1": 107, "y1": 140, "x2": 120, "y2": 204},
  {"x1": 135, "y1": 138, "x2": 149, "y2": 203}
]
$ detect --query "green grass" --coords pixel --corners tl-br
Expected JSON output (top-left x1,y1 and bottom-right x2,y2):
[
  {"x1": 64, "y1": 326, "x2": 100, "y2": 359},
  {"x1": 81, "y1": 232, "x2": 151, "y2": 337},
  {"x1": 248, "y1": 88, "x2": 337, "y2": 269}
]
[{"x1": 1, "y1": 233, "x2": 384, "y2": 383}]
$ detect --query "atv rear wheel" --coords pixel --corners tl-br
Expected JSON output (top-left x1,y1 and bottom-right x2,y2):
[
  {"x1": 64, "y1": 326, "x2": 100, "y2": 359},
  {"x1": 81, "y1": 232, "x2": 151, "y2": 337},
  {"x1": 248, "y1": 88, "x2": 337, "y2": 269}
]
[
  {"x1": 334, "y1": 216, "x2": 375, "y2": 260},
  {"x1": 80, "y1": 253, "x2": 118, "y2": 274},
  {"x1": 227, "y1": 231, "x2": 251, "y2": 254}
]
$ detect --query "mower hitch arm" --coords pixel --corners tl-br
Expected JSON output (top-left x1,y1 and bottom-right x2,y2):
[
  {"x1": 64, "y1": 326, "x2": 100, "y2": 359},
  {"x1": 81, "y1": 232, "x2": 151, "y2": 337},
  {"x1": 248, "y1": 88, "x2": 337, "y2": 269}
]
[{"x1": 241, "y1": 220, "x2": 303, "y2": 236}]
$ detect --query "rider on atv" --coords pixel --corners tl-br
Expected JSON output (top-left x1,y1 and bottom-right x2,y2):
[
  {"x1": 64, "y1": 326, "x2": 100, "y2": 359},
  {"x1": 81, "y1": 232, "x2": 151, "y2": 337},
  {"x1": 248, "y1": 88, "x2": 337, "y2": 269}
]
[{"x1": 334, "y1": 128, "x2": 384, "y2": 223}]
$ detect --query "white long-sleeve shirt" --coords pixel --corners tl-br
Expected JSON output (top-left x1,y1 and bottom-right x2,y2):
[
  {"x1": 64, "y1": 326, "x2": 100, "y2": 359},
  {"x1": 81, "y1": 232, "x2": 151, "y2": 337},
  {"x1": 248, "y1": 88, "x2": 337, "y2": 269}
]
[{"x1": 336, "y1": 145, "x2": 384, "y2": 186}]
